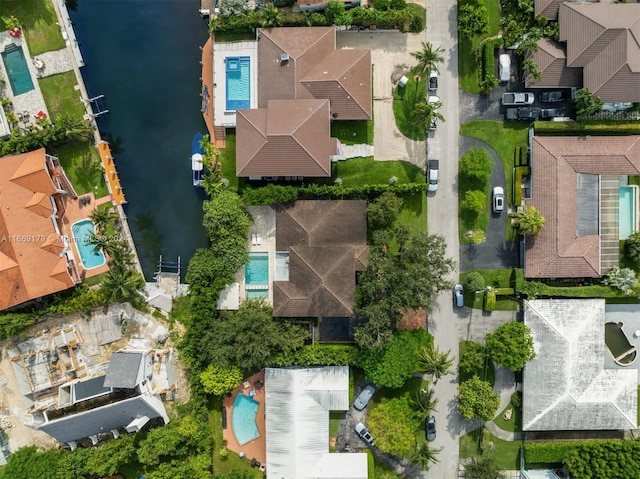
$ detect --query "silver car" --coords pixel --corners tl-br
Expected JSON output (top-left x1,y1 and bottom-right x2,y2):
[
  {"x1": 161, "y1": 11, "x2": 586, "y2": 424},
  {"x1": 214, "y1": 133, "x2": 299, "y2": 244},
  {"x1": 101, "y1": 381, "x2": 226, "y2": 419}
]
[
  {"x1": 354, "y1": 384, "x2": 376, "y2": 410},
  {"x1": 355, "y1": 422, "x2": 376, "y2": 447},
  {"x1": 454, "y1": 284, "x2": 464, "y2": 308}
]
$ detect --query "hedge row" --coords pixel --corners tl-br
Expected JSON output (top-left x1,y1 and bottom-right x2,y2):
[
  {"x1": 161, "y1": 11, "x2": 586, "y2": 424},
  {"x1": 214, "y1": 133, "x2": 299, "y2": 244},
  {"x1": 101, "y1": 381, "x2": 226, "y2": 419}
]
[
  {"x1": 0, "y1": 125, "x2": 76, "y2": 156},
  {"x1": 514, "y1": 166, "x2": 530, "y2": 206},
  {"x1": 534, "y1": 121, "x2": 640, "y2": 135},
  {"x1": 525, "y1": 441, "x2": 582, "y2": 464},
  {"x1": 242, "y1": 182, "x2": 428, "y2": 204},
  {"x1": 271, "y1": 344, "x2": 360, "y2": 367},
  {"x1": 211, "y1": 5, "x2": 425, "y2": 33},
  {"x1": 480, "y1": 38, "x2": 502, "y2": 90},
  {"x1": 483, "y1": 289, "x2": 496, "y2": 311}
]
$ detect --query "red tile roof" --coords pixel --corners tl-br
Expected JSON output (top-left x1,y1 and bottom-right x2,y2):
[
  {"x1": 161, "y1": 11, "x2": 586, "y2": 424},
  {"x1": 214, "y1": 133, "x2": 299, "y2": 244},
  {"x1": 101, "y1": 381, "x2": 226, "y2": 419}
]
[{"x1": 525, "y1": 136, "x2": 640, "y2": 279}]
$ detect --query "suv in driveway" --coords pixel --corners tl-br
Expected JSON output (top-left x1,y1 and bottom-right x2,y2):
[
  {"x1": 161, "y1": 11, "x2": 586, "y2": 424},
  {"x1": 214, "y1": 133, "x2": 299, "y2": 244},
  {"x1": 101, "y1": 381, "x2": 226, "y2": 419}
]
[
  {"x1": 493, "y1": 186, "x2": 505, "y2": 213},
  {"x1": 427, "y1": 160, "x2": 439, "y2": 193},
  {"x1": 540, "y1": 108, "x2": 566, "y2": 119},
  {"x1": 355, "y1": 423, "x2": 376, "y2": 447},
  {"x1": 353, "y1": 384, "x2": 376, "y2": 411},
  {"x1": 506, "y1": 107, "x2": 540, "y2": 121}
]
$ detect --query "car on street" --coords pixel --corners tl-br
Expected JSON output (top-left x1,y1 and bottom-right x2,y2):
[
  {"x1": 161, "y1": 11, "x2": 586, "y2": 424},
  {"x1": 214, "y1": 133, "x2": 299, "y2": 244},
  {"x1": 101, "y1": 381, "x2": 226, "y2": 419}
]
[
  {"x1": 506, "y1": 107, "x2": 539, "y2": 121},
  {"x1": 540, "y1": 91, "x2": 566, "y2": 103},
  {"x1": 355, "y1": 422, "x2": 376, "y2": 447},
  {"x1": 428, "y1": 95, "x2": 440, "y2": 131},
  {"x1": 499, "y1": 54, "x2": 510, "y2": 83},
  {"x1": 602, "y1": 102, "x2": 633, "y2": 112},
  {"x1": 540, "y1": 108, "x2": 566, "y2": 119},
  {"x1": 427, "y1": 159, "x2": 439, "y2": 193},
  {"x1": 453, "y1": 284, "x2": 464, "y2": 308},
  {"x1": 425, "y1": 415, "x2": 436, "y2": 441},
  {"x1": 353, "y1": 384, "x2": 376, "y2": 411},
  {"x1": 428, "y1": 71, "x2": 438, "y2": 91},
  {"x1": 501, "y1": 92, "x2": 535, "y2": 106},
  {"x1": 492, "y1": 186, "x2": 505, "y2": 213}
]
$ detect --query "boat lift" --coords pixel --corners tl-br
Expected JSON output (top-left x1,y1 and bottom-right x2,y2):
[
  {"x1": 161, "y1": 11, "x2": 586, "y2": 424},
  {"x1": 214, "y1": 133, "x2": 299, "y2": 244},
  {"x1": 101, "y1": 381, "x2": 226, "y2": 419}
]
[
  {"x1": 154, "y1": 255, "x2": 181, "y2": 286},
  {"x1": 81, "y1": 94, "x2": 109, "y2": 118}
]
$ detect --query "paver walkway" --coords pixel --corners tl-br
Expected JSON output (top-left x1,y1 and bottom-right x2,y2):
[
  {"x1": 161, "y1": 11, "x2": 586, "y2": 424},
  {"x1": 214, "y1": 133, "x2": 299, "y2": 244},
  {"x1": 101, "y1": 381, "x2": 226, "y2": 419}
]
[
  {"x1": 340, "y1": 143, "x2": 374, "y2": 159},
  {"x1": 35, "y1": 48, "x2": 74, "y2": 78}
]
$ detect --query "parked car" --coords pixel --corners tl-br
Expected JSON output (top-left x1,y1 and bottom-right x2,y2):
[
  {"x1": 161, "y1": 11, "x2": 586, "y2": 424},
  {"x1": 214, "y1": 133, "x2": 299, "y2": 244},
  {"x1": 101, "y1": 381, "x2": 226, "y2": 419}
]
[
  {"x1": 355, "y1": 423, "x2": 376, "y2": 447},
  {"x1": 425, "y1": 415, "x2": 436, "y2": 441},
  {"x1": 602, "y1": 102, "x2": 633, "y2": 112},
  {"x1": 499, "y1": 54, "x2": 510, "y2": 83},
  {"x1": 506, "y1": 107, "x2": 540, "y2": 121},
  {"x1": 453, "y1": 284, "x2": 464, "y2": 308},
  {"x1": 353, "y1": 384, "x2": 376, "y2": 411},
  {"x1": 501, "y1": 92, "x2": 535, "y2": 106},
  {"x1": 427, "y1": 159, "x2": 439, "y2": 193},
  {"x1": 428, "y1": 71, "x2": 438, "y2": 91},
  {"x1": 540, "y1": 108, "x2": 566, "y2": 119},
  {"x1": 428, "y1": 95, "x2": 440, "y2": 131},
  {"x1": 492, "y1": 186, "x2": 505, "y2": 213},
  {"x1": 540, "y1": 91, "x2": 566, "y2": 103}
]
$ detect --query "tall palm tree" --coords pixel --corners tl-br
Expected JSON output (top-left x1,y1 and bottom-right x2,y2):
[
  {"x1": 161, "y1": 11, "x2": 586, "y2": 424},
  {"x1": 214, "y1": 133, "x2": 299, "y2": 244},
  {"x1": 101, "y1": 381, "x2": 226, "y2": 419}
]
[
  {"x1": 55, "y1": 114, "x2": 92, "y2": 140},
  {"x1": 509, "y1": 205, "x2": 546, "y2": 236},
  {"x1": 417, "y1": 343, "x2": 454, "y2": 384},
  {"x1": 522, "y1": 59, "x2": 542, "y2": 84},
  {"x1": 412, "y1": 442, "x2": 442, "y2": 470},
  {"x1": 410, "y1": 42, "x2": 445, "y2": 78},
  {"x1": 411, "y1": 100, "x2": 444, "y2": 130},
  {"x1": 260, "y1": 3, "x2": 284, "y2": 28},
  {"x1": 88, "y1": 233, "x2": 126, "y2": 258},
  {"x1": 89, "y1": 207, "x2": 119, "y2": 234},
  {"x1": 100, "y1": 267, "x2": 144, "y2": 303},
  {"x1": 412, "y1": 387, "x2": 438, "y2": 420}
]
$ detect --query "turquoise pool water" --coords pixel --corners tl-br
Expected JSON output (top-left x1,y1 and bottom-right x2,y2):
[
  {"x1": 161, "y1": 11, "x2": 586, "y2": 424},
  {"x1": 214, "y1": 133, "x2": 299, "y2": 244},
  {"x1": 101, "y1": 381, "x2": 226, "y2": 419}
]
[
  {"x1": 619, "y1": 186, "x2": 636, "y2": 240},
  {"x1": 245, "y1": 252, "x2": 268, "y2": 285},
  {"x1": 72, "y1": 220, "x2": 106, "y2": 269},
  {"x1": 225, "y1": 56, "x2": 250, "y2": 111},
  {"x1": 1, "y1": 44, "x2": 35, "y2": 96},
  {"x1": 246, "y1": 289, "x2": 268, "y2": 299},
  {"x1": 232, "y1": 393, "x2": 260, "y2": 445}
]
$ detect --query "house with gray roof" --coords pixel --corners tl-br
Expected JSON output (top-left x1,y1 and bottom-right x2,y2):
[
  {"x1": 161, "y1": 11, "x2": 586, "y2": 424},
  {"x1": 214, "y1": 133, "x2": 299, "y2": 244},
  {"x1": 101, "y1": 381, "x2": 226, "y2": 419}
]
[
  {"x1": 523, "y1": 299, "x2": 637, "y2": 431},
  {"x1": 265, "y1": 366, "x2": 367, "y2": 479}
]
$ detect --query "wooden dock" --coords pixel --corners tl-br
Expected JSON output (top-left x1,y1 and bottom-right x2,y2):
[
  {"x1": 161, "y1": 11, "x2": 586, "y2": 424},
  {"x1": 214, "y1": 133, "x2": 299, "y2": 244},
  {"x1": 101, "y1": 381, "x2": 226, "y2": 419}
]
[{"x1": 97, "y1": 141, "x2": 126, "y2": 205}]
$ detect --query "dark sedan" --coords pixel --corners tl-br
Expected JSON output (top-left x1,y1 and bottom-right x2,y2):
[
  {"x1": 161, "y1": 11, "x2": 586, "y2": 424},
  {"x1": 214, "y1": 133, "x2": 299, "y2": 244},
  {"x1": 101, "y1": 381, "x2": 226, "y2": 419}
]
[
  {"x1": 540, "y1": 108, "x2": 566, "y2": 119},
  {"x1": 540, "y1": 91, "x2": 566, "y2": 103},
  {"x1": 425, "y1": 416, "x2": 436, "y2": 441}
]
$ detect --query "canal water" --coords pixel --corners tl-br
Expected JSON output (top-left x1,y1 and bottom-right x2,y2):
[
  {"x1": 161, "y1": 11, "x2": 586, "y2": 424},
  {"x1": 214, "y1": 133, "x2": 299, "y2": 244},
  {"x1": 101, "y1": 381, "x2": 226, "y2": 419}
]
[{"x1": 70, "y1": 0, "x2": 210, "y2": 279}]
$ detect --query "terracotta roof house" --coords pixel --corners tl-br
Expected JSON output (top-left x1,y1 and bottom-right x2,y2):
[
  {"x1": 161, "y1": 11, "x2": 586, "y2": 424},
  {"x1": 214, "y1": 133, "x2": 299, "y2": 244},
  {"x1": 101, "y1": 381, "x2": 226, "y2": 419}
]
[
  {"x1": 273, "y1": 200, "x2": 368, "y2": 318},
  {"x1": 257, "y1": 27, "x2": 372, "y2": 120},
  {"x1": 523, "y1": 299, "x2": 637, "y2": 431},
  {"x1": 524, "y1": 135, "x2": 640, "y2": 279},
  {"x1": 525, "y1": 38, "x2": 582, "y2": 88},
  {"x1": 0, "y1": 149, "x2": 82, "y2": 310},
  {"x1": 236, "y1": 99, "x2": 337, "y2": 178},
  {"x1": 530, "y1": 2, "x2": 640, "y2": 101}
]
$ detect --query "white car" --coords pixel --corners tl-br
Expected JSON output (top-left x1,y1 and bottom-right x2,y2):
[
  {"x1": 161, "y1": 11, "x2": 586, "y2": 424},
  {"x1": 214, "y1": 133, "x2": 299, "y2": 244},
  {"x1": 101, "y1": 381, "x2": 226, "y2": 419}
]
[
  {"x1": 501, "y1": 92, "x2": 535, "y2": 106},
  {"x1": 499, "y1": 54, "x2": 510, "y2": 83},
  {"x1": 355, "y1": 422, "x2": 376, "y2": 447},
  {"x1": 427, "y1": 159, "x2": 439, "y2": 193},
  {"x1": 493, "y1": 186, "x2": 505, "y2": 213},
  {"x1": 428, "y1": 95, "x2": 440, "y2": 130},
  {"x1": 602, "y1": 102, "x2": 633, "y2": 112}
]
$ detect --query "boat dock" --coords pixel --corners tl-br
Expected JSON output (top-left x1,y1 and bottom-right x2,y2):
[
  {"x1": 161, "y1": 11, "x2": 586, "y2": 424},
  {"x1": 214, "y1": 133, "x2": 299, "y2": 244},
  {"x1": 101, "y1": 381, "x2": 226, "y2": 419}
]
[
  {"x1": 200, "y1": 0, "x2": 215, "y2": 17},
  {"x1": 97, "y1": 141, "x2": 125, "y2": 205},
  {"x1": 201, "y1": 35, "x2": 226, "y2": 149}
]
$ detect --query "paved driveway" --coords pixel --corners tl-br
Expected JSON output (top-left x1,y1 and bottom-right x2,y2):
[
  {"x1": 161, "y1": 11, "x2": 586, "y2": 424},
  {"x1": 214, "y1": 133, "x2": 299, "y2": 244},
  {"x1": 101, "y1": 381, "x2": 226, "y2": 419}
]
[{"x1": 459, "y1": 137, "x2": 519, "y2": 271}]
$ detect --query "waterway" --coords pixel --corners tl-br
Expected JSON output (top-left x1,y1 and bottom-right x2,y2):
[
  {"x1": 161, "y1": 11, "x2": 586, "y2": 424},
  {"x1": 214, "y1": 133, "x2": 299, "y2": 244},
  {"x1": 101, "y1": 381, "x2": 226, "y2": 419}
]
[{"x1": 70, "y1": 0, "x2": 210, "y2": 279}]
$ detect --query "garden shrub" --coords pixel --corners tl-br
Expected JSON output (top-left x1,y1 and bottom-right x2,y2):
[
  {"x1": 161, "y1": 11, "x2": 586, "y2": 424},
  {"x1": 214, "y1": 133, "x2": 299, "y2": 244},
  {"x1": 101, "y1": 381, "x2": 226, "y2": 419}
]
[
  {"x1": 271, "y1": 344, "x2": 360, "y2": 367},
  {"x1": 481, "y1": 38, "x2": 502, "y2": 91},
  {"x1": 483, "y1": 289, "x2": 496, "y2": 311},
  {"x1": 242, "y1": 184, "x2": 299, "y2": 205},
  {"x1": 464, "y1": 229, "x2": 486, "y2": 244},
  {"x1": 367, "y1": 395, "x2": 420, "y2": 456},
  {"x1": 511, "y1": 391, "x2": 521, "y2": 408},
  {"x1": 514, "y1": 166, "x2": 530, "y2": 206},
  {"x1": 464, "y1": 271, "x2": 486, "y2": 295},
  {"x1": 524, "y1": 441, "x2": 581, "y2": 464}
]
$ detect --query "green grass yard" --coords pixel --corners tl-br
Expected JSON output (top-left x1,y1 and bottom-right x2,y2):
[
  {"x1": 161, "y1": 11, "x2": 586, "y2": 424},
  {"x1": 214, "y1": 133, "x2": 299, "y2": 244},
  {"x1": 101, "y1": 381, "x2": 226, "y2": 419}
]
[
  {"x1": 38, "y1": 71, "x2": 85, "y2": 122},
  {"x1": 460, "y1": 428, "x2": 521, "y2": 470},
  {"x1": 218, "y1": 131, "x2": 239, "y2": 190},
  {"x1": 331, "y1": 120, "x2": 374, "y2": 145},
  {"x1": 398, "y1": 191, "x2": 427, "y2": 235},
  {"x1": 334, "y1": 157, "x2": 425, "y2": 186},
  {"x1": 392, "y1": 75, "x2": 427, "y2": 141},
  {"x1": 50, "y1": 140, "x2": 108, "y2": 198},
  {"x1": 460, "y1": 269, "x2": 521, "y2": 311},
  {"x1": 0, "y1": 0, "x2": 65, "y2": 56}
]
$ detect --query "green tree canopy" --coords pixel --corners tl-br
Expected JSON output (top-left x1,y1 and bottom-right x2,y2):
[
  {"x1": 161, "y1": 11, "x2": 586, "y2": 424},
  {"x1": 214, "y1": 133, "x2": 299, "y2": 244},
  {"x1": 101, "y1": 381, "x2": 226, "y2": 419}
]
[
  {"x1": 358, "y1": 329, "x2": 431, "y2": 388},
  {"x1": 464, "y1": 271, "x2": 486, "y2": 296},
  {"x1": 485, "y1": 321, "x2": 535, "y2": 371},
  {"x1": 367, "y1": 395, "x2": 420, "y2": 457},
  {"x1": 0, "y1": 446, "x2": 61, "y2": 479},
  {"x1": 417, "y1": 342, "x2": 454, "y2": 384},
  {"x1": 199, "y1": 365, "x2": 243, "y2": 396},
  {"x1": 354, "y1": 226, "x2": 456, "y2": 349},
  {"x1": 458, "y1": 2, "x2": 489, "y2": 38},
  {"x1": 461, "y1": 190, "x2": 487, "y2": 215},
  {"x1": 458, "y1": 376, "x2": 500, "y2": 421},
  {"x1": 564, "y1": 440, "x2": 640, "y2": 479},
  {"x1": 625, "y1": 231, "x2": 640, "y2": 266},
  {"x1": 412, "y1": 441, "x2": 442, "y2": 470},
  {"x1": 367, "y1": 192, "x2": 404, "y2": 230},
  {"x1": 459, "y1": 147, "x2": 494, "y2": 188},
  {"x1": 411, "y1": 99, "x2": 444, "y2": 130},
  {"x1": 574, "y1": 88, "x2": 603, "y2": 117},
  {"x1": 410, "y1": 41, "x2": 445, "y2": 77},
  {"x1": 459, "y1": 341, "x2": 488, "y2": 376},
  {"x1": 509, "y1": 205, "x2": 545, "y2": 236}
]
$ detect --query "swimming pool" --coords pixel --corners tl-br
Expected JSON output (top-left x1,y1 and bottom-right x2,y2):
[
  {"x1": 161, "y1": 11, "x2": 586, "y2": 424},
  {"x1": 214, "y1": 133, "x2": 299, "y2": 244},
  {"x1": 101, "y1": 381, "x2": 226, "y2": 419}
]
[
  {"x1": 231, "y1": 393, "x2": 260, "y2": 445},
  {"x1": 605, "y1": 322, "x2": 637, "y2": 366},
  {"x1": 1, "y1": 44, "x2": 35, "y2": 96},
  {"x1": 245, "y1": 252, "x2": 269, "y2": 285},
  {"x1": 72, "y1": 220, "x2": 106, "y2": 270},
  {"x1": 225, "y1": 56, "x2": 250, "y2": 111},
  {"x1": 619, "y1": 185, "x2": 638, "y2": 240}
]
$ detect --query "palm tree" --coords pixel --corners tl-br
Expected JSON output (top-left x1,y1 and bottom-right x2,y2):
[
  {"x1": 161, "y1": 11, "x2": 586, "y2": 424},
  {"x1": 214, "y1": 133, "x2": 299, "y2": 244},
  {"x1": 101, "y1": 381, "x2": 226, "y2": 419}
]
[
  {"x1": 412, "y1": 442, "x2": 442, "y2": 470},
  {"x1": 509, "y1": 206, "x2": 546, "y2": 236},
  {"x1": 417, "y1": 343, "x2": 454, "y2": 384},
  {"x1": 411, "y1": 100, "x2": 444, "y2": 130},
  {"x1": 56, "y1": 114, "x2": 92, "y2": 139},
  {"x1": 410, "y1": 41, "x2": 445, "y2": 78},
  {"x1": 412, "y1": 387, "x2": 438, "y2": 420},
  {"x1": 89, "y1": 207, "x2": 119, "y2": 234},
  {"x1": 260, "y1": 3, "x2": 284, "y2": 28},
  {"x1": 522, "y1": 59, "x2": 542, "y2": 84},
  {"x1": 88, "y1": 233, "x2": 126, "y2": 258},
  {"x1": 100, "y1": 267, "x2": 144, "y2": 303}
]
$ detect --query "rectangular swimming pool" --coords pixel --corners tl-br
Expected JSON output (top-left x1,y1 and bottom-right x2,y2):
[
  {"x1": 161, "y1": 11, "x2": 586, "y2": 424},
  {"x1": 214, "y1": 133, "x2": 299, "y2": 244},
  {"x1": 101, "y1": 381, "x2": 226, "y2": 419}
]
[
  {"x1": 245, "y1": 252, "x2": 268, "y2": 285},
  {"x1": 619, "y1": 185, "x2": 638, "y2": 240},
  {"x1": 225, "y1": 56, "x2": 250, "y2": 111},
  {"x1": 1, "y1": 44, "x2": 35, "y2": 96}
]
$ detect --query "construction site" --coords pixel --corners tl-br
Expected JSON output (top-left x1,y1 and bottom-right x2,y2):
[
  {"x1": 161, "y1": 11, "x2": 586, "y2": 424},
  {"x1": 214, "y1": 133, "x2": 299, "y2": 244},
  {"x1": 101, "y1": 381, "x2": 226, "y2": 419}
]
[{"x1": 0, "y1": 302, "x2": 183, "y2": 460}]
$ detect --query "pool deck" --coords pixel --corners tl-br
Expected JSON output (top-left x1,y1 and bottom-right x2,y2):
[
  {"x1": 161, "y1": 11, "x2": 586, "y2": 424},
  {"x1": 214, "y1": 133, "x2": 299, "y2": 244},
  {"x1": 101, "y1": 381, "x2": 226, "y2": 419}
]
[
  {"x1": 212, "y1": 40, "x2": 257, "y2": 128},
  {"x1": 242, "y1": 206, "x2": 277, "y2": 304},
  {"x1": 222, "y1": 370, "x2": 266, "y2": 467}
]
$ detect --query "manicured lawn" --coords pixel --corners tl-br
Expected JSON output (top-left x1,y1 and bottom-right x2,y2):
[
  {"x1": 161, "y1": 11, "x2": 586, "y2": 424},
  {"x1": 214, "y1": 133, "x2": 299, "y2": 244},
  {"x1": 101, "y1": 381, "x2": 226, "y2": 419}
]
[
  {"x1": 460, "y1": 269, "x2": 521, "y2": 311},
  {"x1": 459, "y1": 341, "x2": 495, "y2": 386},
  {"x1": 458, "y1": 178, "x2": 491, "y2": 244},
  {"x1": 218, "y1": 131, "x2": 239, "y2": 190},
  {"x1": 330, "y1": 411, "x2": 343, "y2": 440},
  {"x1": 392, "y1": 75, "x2": 427, "y2": 141},
  {"x1": 398, "y1": 191, "x2": 427, "y2": 235},
  {"x1": 458, "y1": 0, "x2": 501, "y2": 93},
  {"x1": 494, "y1": 400, "x2": 521, "y2": 432},
  {"x1": 335, "y1": 157, "x2": 425, "y2": 185},
  {"x1": 331, "y1": 120, "x2": 374, "y2": 145},
  {"x1": 460, "y1": 120, "x2": 530, "y2": 242},
  {"x1": 214, "y1": 31, "x2": 256, "y2": 43},
  {"x1": 0, "y1": 0, "x2": 65, "y2": 56},
  {"x1": 38, "y1": 71, "x2": 85, "y2": 121},
  {"x1": 460, "y1": 428, "x2": 521, "y2": 470},
  {"x1": 50, "y1": 140, "x2": 108, "y2": 197}
]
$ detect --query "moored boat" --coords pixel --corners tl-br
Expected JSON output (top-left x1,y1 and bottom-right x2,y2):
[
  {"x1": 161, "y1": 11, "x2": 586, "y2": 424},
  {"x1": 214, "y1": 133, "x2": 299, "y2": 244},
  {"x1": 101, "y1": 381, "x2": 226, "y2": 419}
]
[{"x1": 192, "y1": 132, "x2": 205, "y2": 187}]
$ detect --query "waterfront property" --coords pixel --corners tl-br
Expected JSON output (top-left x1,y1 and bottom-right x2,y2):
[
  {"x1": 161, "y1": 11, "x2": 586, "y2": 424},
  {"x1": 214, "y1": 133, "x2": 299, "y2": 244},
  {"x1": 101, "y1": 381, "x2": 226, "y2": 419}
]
[
  {"x1": 2, "y1": 43, "x2": 35, "y2": 96},
  {"x1": 523, "y1": 135, "x2": 640, "y2": 279},
  {"x1": 523, "y1": 299, "x2": 637, "y2": 431},
  {"x1": 71, "y1": 220, "x2": 106, "y2": 270}
]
